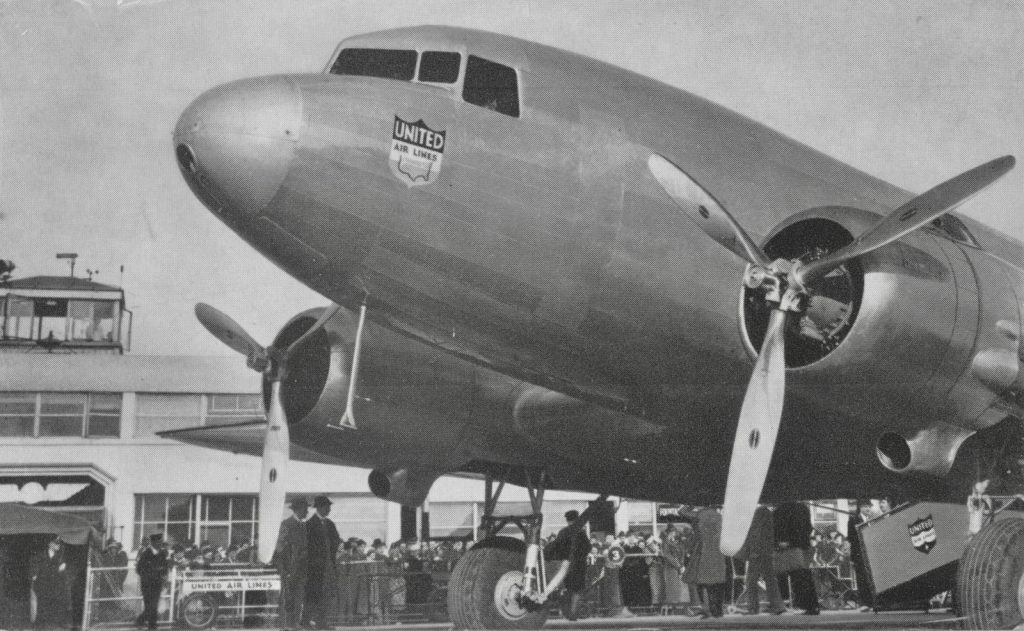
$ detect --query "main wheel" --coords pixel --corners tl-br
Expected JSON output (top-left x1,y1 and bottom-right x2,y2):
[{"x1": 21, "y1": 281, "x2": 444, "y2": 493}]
[
  {"x1": 447, "y1": 542, "x2": 549, "y2": 630},
  {"x1": 957, "y1": 517, "x2": 1024, "y2": 629},
  {"x1": 179, "y1": 593, "x2": 218, "y2": 629}
]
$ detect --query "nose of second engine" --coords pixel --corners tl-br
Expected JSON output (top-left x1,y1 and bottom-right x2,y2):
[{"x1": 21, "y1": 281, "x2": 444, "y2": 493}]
[{"x1": 174, "y1": 75, "x2": 301, "y2": 216}]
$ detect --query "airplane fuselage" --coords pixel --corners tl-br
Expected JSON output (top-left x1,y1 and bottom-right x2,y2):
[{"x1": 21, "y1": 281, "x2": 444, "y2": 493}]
[{"x1": 174, "y1": 26, "x2": 1024, "y2": 503}]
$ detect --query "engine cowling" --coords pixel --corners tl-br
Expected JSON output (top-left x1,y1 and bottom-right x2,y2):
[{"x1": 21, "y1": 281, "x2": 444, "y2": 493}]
[
  {"x1": 368, "y1": 468, "x2": 441, "y2": 507},
  {"x1": 752, "y1": 208, "x2": 1020, "y2": 477}
]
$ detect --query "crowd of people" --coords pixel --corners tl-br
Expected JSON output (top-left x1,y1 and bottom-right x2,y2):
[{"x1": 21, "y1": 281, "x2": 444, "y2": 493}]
[
  {"x1": 534, "y1": 501, "x2": 884, "y2": 620},
  {"x1": 76, "y1": 498, "x2": 890, "y2": 629}
]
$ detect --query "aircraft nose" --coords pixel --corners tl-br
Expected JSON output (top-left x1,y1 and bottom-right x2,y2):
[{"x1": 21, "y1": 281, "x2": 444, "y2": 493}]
[{"x1": 174, "y1": 76, "x2": 301, "y2": 216}]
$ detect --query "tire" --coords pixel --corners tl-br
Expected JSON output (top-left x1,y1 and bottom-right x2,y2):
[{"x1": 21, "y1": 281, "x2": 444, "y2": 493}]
[
  {"x1": 447, "y1": 544, "x2": 549, "y2": 630},
  {"x1": 957, "y1": 517, "x2": 1024, "y2": 629},
  {"x1": 179, "y1": 593, "x2": 218, "y2": 629}
]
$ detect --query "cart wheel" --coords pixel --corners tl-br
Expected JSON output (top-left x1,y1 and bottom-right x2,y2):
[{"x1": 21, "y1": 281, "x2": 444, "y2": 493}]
[{"x1": 180, "y1": 593, "x2": 218, "y2": 629}]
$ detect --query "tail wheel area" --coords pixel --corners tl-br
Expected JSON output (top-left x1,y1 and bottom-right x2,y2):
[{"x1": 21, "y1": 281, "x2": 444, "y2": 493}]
[
  {"x1": 447, "y1": 544, "x2": 549, "y2": 630},
  {"x1": 957, "y1": 517, "x2": 1024, "y2": 629}
]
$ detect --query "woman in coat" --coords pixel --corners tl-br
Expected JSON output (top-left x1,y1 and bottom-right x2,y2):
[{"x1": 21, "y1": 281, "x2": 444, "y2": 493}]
[{"x1": 660, "y1": 526, "x2": 689, "y2": 608}]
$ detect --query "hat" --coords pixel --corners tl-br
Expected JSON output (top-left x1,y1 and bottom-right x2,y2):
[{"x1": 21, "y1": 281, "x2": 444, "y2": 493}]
[
  {"x1": 313, "y1": 495, "x2": 332, "y2": 506},
  {"x1": 289, "y1": 497, "x2": 309, "y2": 510}
]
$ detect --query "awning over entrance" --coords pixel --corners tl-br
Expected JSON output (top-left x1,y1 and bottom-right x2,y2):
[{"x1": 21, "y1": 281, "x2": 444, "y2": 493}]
[{"x1": 0, "y1": 502, "x2": 100, "y2": 545}]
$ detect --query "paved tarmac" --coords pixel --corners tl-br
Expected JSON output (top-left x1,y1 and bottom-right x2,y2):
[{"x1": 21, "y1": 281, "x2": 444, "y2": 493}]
[{"x1": 350, "y1": 609, "x2": 962, "y2": 631}]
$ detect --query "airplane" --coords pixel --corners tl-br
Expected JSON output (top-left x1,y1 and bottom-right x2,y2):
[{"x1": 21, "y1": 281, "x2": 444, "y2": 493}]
[{"x1": 168, "y1": 25, "x2": 1024, "y2": 629}]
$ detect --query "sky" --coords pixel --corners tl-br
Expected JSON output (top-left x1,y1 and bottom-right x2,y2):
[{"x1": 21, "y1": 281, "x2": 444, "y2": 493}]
[{"x1": 1, "y1": 0, "x2": 1022, "y2": 356}]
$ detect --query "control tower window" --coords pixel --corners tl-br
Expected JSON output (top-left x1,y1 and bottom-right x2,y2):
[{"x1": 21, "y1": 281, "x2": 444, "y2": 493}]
[
  {"x1": 330, "y1": 48, "x2": 417, "y2": 81},
  {"x1": 418, "y1": 51, "x2": 460, "y2": 83},
  {"x1": 463, "y1": 55, "x2": 519, "y2": 117}
]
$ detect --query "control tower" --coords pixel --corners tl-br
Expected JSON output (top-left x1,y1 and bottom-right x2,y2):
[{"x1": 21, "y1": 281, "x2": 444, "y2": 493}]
[{"x1": 0, "y1": 275, "x2": 132, "y2": 353}]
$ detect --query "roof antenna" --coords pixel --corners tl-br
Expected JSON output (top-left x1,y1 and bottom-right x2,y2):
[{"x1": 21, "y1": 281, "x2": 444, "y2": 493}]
[{"x1": 56, "y1": 252, "x2": 78, "y2": 277}]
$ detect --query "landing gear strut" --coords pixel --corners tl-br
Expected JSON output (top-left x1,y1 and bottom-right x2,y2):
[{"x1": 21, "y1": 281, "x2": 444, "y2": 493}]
[
  {"x1": 448, "y1": 470, "x2": 551, "y2": 630},
  {"x1": 447, "y1": 470, "x2": 605, "y2": 630}
]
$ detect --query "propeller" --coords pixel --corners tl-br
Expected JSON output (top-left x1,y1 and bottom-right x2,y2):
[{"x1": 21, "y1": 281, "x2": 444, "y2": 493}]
[
  {"x1": 647, "y1": 153, "x2": 1014, "y2": 556},
  {"x1": 195, "y1": 302, "x2": 341, "y2": 563}
]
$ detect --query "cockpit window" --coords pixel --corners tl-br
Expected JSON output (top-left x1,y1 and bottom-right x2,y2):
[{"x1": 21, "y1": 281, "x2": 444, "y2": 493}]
[
  {"x1": 463, "y1": 55, "x2": 519, "y2": 117},
  {"x1": 418, "y1": 51, "x2": 461, "y2": 83},
  {"x1": 930, "y1": 215, "x2": 979, "y2": 247},
  {"x1": 331, "y1": 48, "x2": 417, "y2": 81}
]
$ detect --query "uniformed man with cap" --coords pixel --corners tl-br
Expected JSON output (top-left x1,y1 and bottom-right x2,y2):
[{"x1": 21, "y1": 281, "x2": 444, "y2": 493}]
[
  {"x1": 303, "y1": 496, "x2": 340, "y2": 628},
  {"x1": 136, "y1": 533, "x2": 169, "y2": 630},
  {"x1": 274, "y1": 498, "x2": 309, "y2": 631}
]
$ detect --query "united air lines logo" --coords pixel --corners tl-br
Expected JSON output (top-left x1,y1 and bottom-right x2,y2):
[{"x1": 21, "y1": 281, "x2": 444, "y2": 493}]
[
  {"x1": 389, "y1": 116, "x2": 446, "y2": 186},
  {"x1": 908, "y1": 515, "x2": 937, "y2": 553}
]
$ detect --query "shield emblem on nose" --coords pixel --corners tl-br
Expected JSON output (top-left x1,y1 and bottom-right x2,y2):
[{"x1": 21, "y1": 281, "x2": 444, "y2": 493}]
[{"x1": 389, "y1": 116, "x2": 446, "y2": 186}]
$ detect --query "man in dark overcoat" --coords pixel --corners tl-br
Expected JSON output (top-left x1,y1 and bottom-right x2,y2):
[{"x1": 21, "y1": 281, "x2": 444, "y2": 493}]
[
  {"x1": 681, "y1": 507, "x2": 727, "y2": 618},
  {"x1": 136, "y1": 533, "x2": 169, "y2": 630},
  {"x1": 274, "y1": 498, "x2": 309, "y2": 631},
  {"x1": 734, "y1": 505, "x2": 784, "y2": 614},
  {"x1": 774, "y1": 502, "x2": 820, "y2": 615},
  {"x1": 303, "y1": 496, "x2": 340, "y2": 628},
  {"x1": 31, "y1": 538, "x2": 68, "y2": 628}
]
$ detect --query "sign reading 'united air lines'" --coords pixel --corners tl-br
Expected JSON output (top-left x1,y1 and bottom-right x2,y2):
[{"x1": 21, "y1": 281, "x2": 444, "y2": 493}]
[{"x1": 389, "y1": 116, "x2": 446, "y2": 186}]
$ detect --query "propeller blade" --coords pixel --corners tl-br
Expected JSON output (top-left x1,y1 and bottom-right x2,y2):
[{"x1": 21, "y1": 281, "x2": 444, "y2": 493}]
[
  {"x1": 285, "y1": 304, "x2": 342, "y2": 355},
  {"x1": 798, "y1": 155, "x2": 1015, "y2": 285},
  {"x1": 195, "y1": 303, "x2": 267, "y2": 366},
  {"x1": 257, "y1": 379, "x2": 289, "y2": 564},
  {"x1": 648, "y1": 154, "x2": 771, "y2": 266},
  {"x1": 720, "y1": 308, "x2": 788, "y2": 556}
]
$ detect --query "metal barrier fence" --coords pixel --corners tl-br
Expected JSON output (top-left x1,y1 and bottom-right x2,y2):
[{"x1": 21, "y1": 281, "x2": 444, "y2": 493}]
[
  {"x1": 83, "y1": 556, "x2": 861, "y2": 628},
  {"x1": 83, "y1": 565, "x2": 280, "y2": 630}
]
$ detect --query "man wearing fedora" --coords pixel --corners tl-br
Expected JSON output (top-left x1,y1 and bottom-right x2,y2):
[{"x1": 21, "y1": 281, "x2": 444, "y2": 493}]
[
  {"x1": 274, "y1": 498, "x2": 309, "y2": 631},
  {"x1": 303, "y1": 496, "x2": 340, "y2": 628},
  {"x1": 136, "y1": 533, "x2": 168, "y2": 630}
]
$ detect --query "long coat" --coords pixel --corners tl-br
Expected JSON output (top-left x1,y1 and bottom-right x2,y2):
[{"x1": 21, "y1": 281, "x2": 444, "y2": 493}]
[
  {"x1": 734, "y1": 505, "x2": 775, "y2": 561},
  {"x1": 273, "y1": 516, "x2": 309, "y2": 578},
  {"x1": 31, "y1": 550, "x2": 67, "y2": 626},
  {"x1": 681, "y1": 508, "x2": 727, "y2": 586}
]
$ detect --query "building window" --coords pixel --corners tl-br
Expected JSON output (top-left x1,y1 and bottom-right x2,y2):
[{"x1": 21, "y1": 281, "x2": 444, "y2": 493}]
[
  {"x1": 199, "y1": 495, "x2": 257, "y2": 548},
  {"x1": 135, "y1": 494, "x2": 195, "y2": 550},
  {"x1": 68, "y1": 300, "x2": 119, "y2": 342},
  {"x1": 7, "y1": 392, "x2": 121, "y2": 438},
  {"x1": 0, "y1": 392, "x2": 36, "y2": 437},
  {"x1": 135, "y1": 394, "x2": 202, "y2": 436},
  {"x1": 331, "y1": 495, "x2": 390, "y2": 544},
  {"x1": 87, "y1": 393, "x2": 121, "y2": 437},
  {"x1": 207, "y1": 394, "x2": 262, "y2": 422},
  {"x1": 36, "y1": 298, "x2": 68, "y2": 341},
  {"x1": 3, "y1": 296, "x2": 34, "y2": 340},
  {"x1": 133, "y1": 494, "x2": 258, "y2": 550},
  {"x1": 38, "y1": 393, "x2": 86, "y2": 436}
]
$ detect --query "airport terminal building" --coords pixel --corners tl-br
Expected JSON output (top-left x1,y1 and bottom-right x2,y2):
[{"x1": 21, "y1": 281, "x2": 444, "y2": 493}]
[
  {"x1": 0, "y1": 275, "x2": 637, "y2": 553},
  {"x1": 0, "y1": 274, "x2": 851, "y2": 554}
]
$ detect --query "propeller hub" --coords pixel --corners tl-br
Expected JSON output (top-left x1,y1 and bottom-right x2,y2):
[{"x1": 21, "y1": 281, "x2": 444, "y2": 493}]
[{"x1": 741, "y1": 219, "x2": 862, "y2": 368}]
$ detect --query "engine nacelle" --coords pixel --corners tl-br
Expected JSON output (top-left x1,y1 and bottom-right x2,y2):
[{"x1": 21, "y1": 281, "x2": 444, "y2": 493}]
[
  {"x1": 367, "y1": 468, "x2": 441, "y2": 507},
  {"x1": 754, "y1": 208, "x2": 1020, "y2": 477}
]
